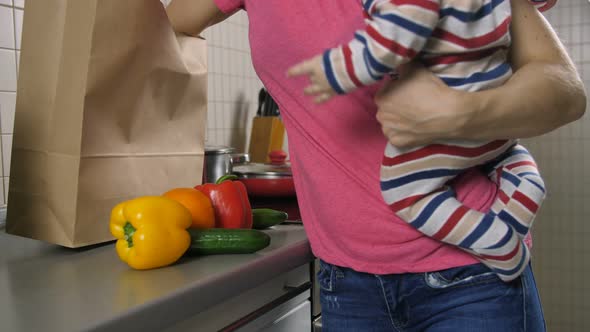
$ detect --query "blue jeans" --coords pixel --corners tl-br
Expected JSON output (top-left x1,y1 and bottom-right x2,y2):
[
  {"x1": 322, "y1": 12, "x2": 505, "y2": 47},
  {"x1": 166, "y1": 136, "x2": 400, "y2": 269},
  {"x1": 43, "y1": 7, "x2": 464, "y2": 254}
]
[{"x1": 318, "y1": 260, "x2": 546, "y2": 331}]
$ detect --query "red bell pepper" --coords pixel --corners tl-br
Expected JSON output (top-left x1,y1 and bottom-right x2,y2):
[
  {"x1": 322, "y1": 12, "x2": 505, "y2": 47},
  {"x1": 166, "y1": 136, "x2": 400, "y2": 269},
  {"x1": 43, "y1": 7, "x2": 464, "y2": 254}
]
[{"x1": 195, "y1": 175, "x2": 253, "y2": 229}]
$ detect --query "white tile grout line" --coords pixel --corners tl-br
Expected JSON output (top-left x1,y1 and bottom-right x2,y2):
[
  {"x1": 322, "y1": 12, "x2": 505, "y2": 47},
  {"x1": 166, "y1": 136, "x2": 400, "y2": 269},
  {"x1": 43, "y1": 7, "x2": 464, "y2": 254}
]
[
  {"x1": 12, "y1": 4, "x2": 19, "y2": 75},
  {"x1": 0, "y1": 3, "x2": 23, "y2": 9}
]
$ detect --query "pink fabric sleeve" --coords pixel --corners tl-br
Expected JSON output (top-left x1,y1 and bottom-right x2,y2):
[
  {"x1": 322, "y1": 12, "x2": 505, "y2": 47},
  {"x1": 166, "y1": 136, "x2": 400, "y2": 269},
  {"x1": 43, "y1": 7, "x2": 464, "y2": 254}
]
[{"x1": 213, "y1": 0, "x2": 244, "y2": 14}]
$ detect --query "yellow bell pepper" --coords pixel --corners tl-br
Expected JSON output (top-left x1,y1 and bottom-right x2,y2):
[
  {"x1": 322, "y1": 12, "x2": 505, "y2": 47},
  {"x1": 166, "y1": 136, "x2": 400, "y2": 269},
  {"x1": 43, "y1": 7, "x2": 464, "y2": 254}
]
[{"x1": 109, "y1": 196, "x2": 192, "y2": 270}]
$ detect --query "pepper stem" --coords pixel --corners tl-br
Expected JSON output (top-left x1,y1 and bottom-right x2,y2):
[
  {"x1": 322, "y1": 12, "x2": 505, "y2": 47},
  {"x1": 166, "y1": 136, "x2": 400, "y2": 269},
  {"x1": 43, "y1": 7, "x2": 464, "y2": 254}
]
[
  {"x1": 123, "y1": 222, "x2": 136, "y2": 248},
  {"x1": 215, "y1": 174, "x2": 238, "y2": 184}
]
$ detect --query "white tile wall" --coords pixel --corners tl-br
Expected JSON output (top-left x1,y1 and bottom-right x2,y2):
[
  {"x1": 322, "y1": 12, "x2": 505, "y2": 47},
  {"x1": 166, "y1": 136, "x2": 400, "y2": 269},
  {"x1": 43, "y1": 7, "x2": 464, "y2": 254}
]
[
  {"x1": 0, "y1": 0, "x2": 19, "y2": 206},
  {"x1": 0, "y1": 92, "x2": 15, "y2": 134},
  {"x1": 525, "y1": 2, "x2": 590, "y2": 331},
  {"x1": 0, "y1": 49, "x2": 16, "y2": 90},
  {"x1": 13, "y1": 7, "x2": 21, "y2": 49},
  {"x1": 0, "y1": 6, "x2": 14, "y2": 48},
  {"x1": 0, "y1": 0, "x2": 261, "y2": 206},
  {"x1": 200, "y1": 12, "x2": 262, "y2": 153}
]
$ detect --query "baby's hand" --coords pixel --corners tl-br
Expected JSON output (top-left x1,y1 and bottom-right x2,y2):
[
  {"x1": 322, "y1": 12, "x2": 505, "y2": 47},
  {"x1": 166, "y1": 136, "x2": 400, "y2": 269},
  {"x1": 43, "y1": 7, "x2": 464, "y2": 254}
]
[{"x1": 287, "y1": 55, "x2": 336, "y2": 104}]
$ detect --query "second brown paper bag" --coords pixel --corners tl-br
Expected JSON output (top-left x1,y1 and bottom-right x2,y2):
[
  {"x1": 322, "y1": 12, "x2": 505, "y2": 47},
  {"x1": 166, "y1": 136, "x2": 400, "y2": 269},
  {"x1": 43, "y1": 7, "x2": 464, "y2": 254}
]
[{"x1": 6, "y1": 0, "x2": 208, "y2": 247}]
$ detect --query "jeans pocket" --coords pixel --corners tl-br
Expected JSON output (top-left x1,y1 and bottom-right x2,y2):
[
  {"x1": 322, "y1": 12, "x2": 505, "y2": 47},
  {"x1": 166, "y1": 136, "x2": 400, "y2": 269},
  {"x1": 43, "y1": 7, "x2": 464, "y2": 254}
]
[
  {"x1": 424, "y1": 263, "x2": 499, "y2": 289},
  {"x1": 317, "y1": 260, "x2": 335, "y2": 292}
]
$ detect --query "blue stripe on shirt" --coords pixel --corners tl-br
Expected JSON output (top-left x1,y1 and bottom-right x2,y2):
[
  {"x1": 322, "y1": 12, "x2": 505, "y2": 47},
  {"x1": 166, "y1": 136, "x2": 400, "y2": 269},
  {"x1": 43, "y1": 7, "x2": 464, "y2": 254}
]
[
  {"x1": 490, "y1": 242, "x2": 528, "y2": 276},
  {"x1": 440, "y1": 63, "x2": 511, "y2": 87},
  {"x1": 373, "y1": 12, "x2": 433, "y2": 38},
  {"x1": 380, "y1": 168, "x2": 464, "y2": 191},
  {"x1": 363, "y1": 0, "x2": 376, "y2": 13},
  {"x1": 410, "y1": 189, "x2": 455, "y2": 229},
  {"x1": 501, "y1": 171, "x2": 522, "y2": 187},
  {"x1": 356, "y1": 32, "x2": 394, "y2": 75},
  {"x1": 498, "y1": 210, "x2": 530, "y2": 235},
  {"x1": 504, "y1": 148, "x2": 532, "y2": 161},
  {"x1": 365, "y1": 48, "x2": 393, "y2": 74},
  {"x1": 522, "y1": 177, "x2": 546, "y2": 193},
  {"x1": 459, "y1": 213, "x2": 496, "y2": 248},
  {"x1": 440, "y1": 0, "x2": 505, "y2": 22},
  {"x1": 485, "y1": 224, "x2": 514, "y2": 249},
  {"x1": 355, "y1": 33, "x2": 382, "y2": 81},
  {"x1": 322, "y1": 50, "x2": 345, "y2": 94}
]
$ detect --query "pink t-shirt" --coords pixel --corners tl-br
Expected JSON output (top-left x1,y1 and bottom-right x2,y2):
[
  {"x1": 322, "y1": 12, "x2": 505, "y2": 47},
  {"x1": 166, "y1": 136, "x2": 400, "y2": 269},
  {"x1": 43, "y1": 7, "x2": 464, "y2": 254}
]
[{"x1": 213, "y1": 0, "x2": 525, "y2": 274}]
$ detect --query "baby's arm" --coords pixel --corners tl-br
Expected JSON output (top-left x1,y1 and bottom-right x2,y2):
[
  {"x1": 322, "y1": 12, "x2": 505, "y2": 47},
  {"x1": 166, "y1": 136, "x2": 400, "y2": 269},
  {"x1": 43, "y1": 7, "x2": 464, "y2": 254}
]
[{"x1": 288, "y1": 0, "x2": 441, "y2": 103}]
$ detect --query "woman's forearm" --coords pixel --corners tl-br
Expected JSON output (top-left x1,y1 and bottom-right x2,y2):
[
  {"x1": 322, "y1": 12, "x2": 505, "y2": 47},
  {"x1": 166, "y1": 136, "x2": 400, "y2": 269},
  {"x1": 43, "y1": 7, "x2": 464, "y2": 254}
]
[
  {"x1": 455, "y1": 0, "x2": 586, "y2": 141},
  {"x1": 458, "y1": 62, "x2": 586, "y2": 141}
]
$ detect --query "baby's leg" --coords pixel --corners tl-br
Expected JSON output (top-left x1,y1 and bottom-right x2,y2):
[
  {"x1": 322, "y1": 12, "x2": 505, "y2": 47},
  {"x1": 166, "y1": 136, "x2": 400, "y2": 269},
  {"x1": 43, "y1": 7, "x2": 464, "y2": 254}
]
[
  {"x1": 395, "y1": 186, "x2": 529, "y2": 281},
  {"x1": 380, "y1": 141, "x2": 533, "y2": 281},
  {"x1": 484, "y1": 144, "x2": 546, "y2": 238},
  {"x1": 381, "y1": 139, "x2": 516, "y2": 211}
]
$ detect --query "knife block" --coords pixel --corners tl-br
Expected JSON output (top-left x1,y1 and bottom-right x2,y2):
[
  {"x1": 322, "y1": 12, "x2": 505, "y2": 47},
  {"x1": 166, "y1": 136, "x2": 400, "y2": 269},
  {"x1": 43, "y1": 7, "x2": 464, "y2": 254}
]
[{"x1": 248, "y1": 116, "x2": 285, "y2": 163}]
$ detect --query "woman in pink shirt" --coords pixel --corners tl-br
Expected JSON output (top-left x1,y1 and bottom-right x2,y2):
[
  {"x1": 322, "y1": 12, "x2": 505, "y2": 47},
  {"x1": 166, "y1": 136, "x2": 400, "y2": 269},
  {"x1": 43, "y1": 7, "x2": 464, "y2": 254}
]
[{"x1": 167, "y1": 0, "x2": 585, "y2": 330}]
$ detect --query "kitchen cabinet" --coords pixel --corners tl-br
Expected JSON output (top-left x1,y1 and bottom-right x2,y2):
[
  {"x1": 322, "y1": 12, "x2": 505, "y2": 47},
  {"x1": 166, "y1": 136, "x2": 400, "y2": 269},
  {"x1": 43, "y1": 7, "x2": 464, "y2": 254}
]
[
  {"x1": 164, "y1": 264, "x2": 312, "y2": 332},
  {"x1": 237, "y1": 295, "x2": 311, "y2": 332}
]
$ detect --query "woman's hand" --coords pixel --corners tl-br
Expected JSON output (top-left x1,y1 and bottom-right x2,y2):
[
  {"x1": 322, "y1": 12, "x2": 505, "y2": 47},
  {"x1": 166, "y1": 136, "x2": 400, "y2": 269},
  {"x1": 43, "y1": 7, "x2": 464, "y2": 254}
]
[{"x1": 374, "y1": 64, "x2": 470, "y2": 148}]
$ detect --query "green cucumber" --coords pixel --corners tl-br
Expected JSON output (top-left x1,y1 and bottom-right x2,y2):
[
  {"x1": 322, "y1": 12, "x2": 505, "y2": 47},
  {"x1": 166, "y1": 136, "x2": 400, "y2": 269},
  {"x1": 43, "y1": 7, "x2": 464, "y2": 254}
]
[
  {"x1": 186, "y1": 228, "x2": 271, "y2": 255},
  {"x1": 252, "y1": 208, "x2": 288, "y2": 230}
]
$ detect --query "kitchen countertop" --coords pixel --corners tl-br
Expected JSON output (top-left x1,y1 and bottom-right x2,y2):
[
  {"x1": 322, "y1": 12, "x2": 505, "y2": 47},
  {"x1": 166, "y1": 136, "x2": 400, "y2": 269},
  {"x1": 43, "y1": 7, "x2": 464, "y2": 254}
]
[{"x1": 0, "y1": 209, "x2": 312, "y2": 332}]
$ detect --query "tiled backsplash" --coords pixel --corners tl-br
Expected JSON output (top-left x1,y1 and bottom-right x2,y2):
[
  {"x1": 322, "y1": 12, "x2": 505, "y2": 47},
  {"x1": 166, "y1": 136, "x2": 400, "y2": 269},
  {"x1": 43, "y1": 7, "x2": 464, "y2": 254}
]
[
  {"x1": 525, "y1": 2, "x2": 590, "y2": 331},
  {"x1": 200, "y1": 12, "x2": 263, "y2": 153},
  {"x1": 0, "y1": 0, "x2": 22, "y2": 207}
]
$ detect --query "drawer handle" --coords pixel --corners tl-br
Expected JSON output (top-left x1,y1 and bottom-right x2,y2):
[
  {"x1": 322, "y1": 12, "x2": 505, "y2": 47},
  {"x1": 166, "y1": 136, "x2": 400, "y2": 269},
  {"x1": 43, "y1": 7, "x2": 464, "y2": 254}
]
[{"x1": 218, "y1": 281, "x2": 311, "y2": 332}]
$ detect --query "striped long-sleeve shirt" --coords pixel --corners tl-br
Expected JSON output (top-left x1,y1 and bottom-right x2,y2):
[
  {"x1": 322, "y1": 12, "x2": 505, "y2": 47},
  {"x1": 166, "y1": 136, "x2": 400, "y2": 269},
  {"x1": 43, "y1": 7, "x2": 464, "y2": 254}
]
[{"x1": 323, "y1": 0, "x2": 514, "y2": 94}]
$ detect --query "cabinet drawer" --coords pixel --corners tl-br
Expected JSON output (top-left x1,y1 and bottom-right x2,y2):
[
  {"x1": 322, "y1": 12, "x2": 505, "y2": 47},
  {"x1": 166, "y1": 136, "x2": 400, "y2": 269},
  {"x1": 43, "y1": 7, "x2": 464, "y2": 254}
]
[{"x1": 164, "y1": 264, "x2": 311, "y2": 332}]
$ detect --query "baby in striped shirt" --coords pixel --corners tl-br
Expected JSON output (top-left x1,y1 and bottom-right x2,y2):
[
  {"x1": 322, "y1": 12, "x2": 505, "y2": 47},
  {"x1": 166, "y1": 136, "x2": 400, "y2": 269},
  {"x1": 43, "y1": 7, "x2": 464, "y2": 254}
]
[{"x1": 288, "y1": 0, "x2": 551, "y2": 281}]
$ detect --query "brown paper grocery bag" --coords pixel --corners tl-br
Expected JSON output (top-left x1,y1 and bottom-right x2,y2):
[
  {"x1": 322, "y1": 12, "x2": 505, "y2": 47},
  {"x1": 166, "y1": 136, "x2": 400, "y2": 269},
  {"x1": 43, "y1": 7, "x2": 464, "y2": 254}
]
[{"x1": 6, "y1": 0, "x2": 208, "y2": 247}]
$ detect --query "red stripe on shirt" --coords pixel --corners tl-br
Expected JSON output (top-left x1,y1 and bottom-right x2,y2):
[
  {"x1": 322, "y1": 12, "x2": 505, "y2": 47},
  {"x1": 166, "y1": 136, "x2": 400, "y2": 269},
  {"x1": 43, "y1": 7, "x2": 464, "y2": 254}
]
[
  {"x1": 367, "y1": 25, "x2": 418, "y2": 59},
  {"x1": 480, "y1": 241, "x2": 520, "y2": 261},
  {"x1": 343, "y1": 45, "x2": 364, "y2": 88},
  {"x1": 506, "y1": 160, "x2": 537, "y2": 170},
  {"x1": 422, "y1": 47, "x2": 506, "y2": 66},
  {"x1": 431, "y1": 17, "x2": 511, "y2": 49},
  {"x1": 391, "y1": 0, "x2": 440, "y2": 12},
  {"x1": 432, "y1": 205, "x2": 469, "y2": 240},
  {"x1": 389, "y1": 194, "x2": 426, "y2": 212},
  {"x1": 382, "y1": 140, "x2": 508, "y2": 166},
  {"x1": 512, "y1": 191, "x2": 539, "y2": 213},
  {"x1": 498, "y1": 190, "x2": 511, "y2": 205}
]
